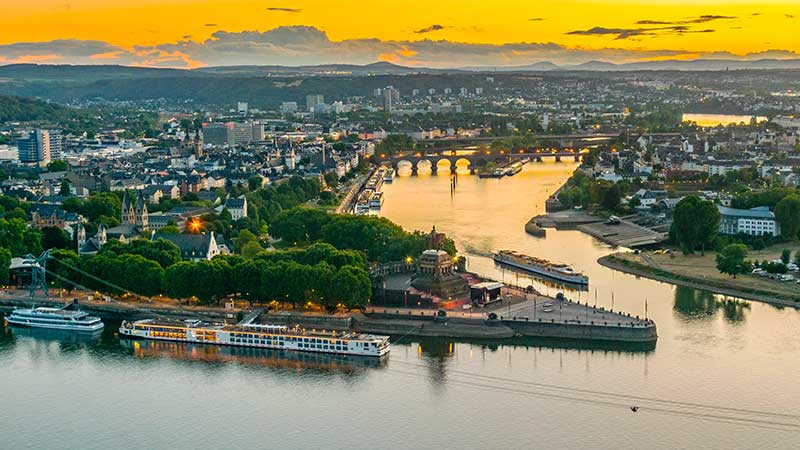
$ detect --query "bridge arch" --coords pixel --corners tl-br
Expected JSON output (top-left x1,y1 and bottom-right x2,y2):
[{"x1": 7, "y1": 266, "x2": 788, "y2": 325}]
[
  {"x1": 435, "y1": 158, "x2": 453, "y2": 174},
  {"x1": 395, "y1": 159, "x2": 414, "y2": 175},
  {"x1": 453, "y1": 157, "x2": 472, "y2": 174},
  {"x1": 416, "y1": 159, "x2": 433, "y2": 175}
]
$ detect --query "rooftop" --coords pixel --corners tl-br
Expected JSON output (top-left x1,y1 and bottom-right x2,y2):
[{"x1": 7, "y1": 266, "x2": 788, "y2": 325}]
[{"x1": 717, "y1": 205, "x2": 775, "y2": 219}]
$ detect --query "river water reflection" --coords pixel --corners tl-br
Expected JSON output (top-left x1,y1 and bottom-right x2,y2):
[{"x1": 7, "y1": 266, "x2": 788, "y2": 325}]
[{"x1": 2, "y1": 161, "x2": 800, "y2": 450}]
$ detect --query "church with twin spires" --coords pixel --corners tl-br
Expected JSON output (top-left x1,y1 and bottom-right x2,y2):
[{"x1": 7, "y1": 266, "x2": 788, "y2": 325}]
[{"x1": 76, "y1": 191, "x2": 150, "y2": 254}]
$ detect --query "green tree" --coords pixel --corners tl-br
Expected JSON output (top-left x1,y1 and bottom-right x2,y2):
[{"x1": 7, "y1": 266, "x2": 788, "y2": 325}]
[
  {"x1": 318, "y1": 190, "x2": 337, "y2": 205},
  {"x1": 323, "y1": 172, "x2": 339, "y2": 188},
  {"x1": 763, "y1": 261, "x2": 788, "y2": 274},
  {"x1": 116, "y1": 254, "x2": 164, "y2": 297},
  {"x1": 59, "y1": 180, "x2": 71, "y2": 197},
  {"x1": 240, "y1": 240, "x2": 263, "y2": 258},
  {"x1": 248, "y1": 176, "x2": 263, "y2": 191},
  {"x1": 0, "y1": 247, "x2": 11, "y2": 285},
  {"x1": 670, "y1": 196, "x2": 720, "y2": 255},
  {"x1": 270, "y1": 207, "x2": 330, "y2": 244},
  {"x1": 99, "y1": 238, "x2": 181, "y2": 268},
  {"x1": 78, "y1": 252, "x2": 164, "y2": 297},
  {"x1": 375, "y1": 134, "x2": 414, "y2": 157},
  {"x1": 48, "y1": 249, "x2": 81, "y2": 292},
  {"x1": 163, "y1": 261, "x2": 197, "y2": 300},
  {"x1": 234, "y1": 229, "x2": 258, "y2": 253},
  {"x1": 601, "y1": 184, "x2": 622, "y2": 211},
  {"x1": 164, "y1": 259, "x2": 232, "y2": 304},
  {"x1": 329, "y1": 265, "x2": 371, "y2": 308},
  {"x1": 64, "y1": 193, "x2": 121, "y2": 223},
  {"x1": 41, "y1": 226, "x2": 72, "y2": 250},
  {"x1": 0, "y1": 218, "x2": 42, "y2": 256},
  {"x1": 716, "y1": 244, "x2": 749, "y2": 278},
  {"x1": 774, "y1": 194, "x2": 800, "y2": 239},
  {"x1": 695, "y1": 200, "x2": 721, "y2": 255},
  {"x1": 781, "y1": 248, "x2": 792, "y2": 265},
  {"x1": 157, "y1": 225, "x2": 181, "y2": 234},
  {"x1": 47, "y1": 160, "x2": 69, "y2": 172}
]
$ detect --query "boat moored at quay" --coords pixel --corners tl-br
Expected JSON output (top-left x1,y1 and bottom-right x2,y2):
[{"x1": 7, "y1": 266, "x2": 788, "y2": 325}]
[
  {"x1": 369, "y1": 191, "x2": 384, "y2": 209},
  {"x1": 119, "y1": 318, "x2": 391, "y2": 357},
  {"x1": 354, "y1": 190, "x2": 373, "y2": 214},
  {"x1": 4, "y1": 302, "x2": 105, "y2": 332},
  {"x1": 494, "y1": 250, "x2": 589, "y2": 285}
]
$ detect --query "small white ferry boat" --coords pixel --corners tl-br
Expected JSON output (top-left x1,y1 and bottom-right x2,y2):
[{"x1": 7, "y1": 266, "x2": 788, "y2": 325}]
[
  {"x1": 120, "y1": 318, "x2": 391, "y2": 357},
  {"x1": 5, "y1": 302, "x2": 104, "y2": 332}
]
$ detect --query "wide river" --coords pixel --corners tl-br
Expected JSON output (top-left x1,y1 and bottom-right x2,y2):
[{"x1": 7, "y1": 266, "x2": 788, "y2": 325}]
[{"x1": 3, "y1": 162, "x2": 800, "y2": 449}]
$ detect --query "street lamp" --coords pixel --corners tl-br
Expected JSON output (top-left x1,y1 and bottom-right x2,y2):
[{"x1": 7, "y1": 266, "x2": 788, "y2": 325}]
[{"x1": 188, "y1": 217, "x2": 202, "y2": 233}]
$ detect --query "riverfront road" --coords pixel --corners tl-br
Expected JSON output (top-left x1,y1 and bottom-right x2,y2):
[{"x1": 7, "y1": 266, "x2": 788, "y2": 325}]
[{"x1": 335, "y1": 172, "x2": 369, "y2": 214}]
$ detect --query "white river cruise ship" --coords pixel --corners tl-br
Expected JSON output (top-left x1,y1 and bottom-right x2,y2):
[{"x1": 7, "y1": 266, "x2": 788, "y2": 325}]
[
  {"x1": 494, "y1": 250, "x2": 589, "y2": 285},
  {"x1": 5, "y1": 303, "x2": 104, "y2": 332},
  {"x1": 120, "y1": 319, "x2": 391, "y2": 357}
]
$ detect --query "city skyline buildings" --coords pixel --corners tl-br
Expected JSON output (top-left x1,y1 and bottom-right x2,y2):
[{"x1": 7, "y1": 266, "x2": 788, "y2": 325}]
[{"x1": 17, "y1": 129, "x2": 61, "y2": 166}]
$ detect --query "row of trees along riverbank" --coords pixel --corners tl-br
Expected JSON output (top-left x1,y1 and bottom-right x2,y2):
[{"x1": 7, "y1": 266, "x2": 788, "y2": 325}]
[{"x1": 36, "y1": 208, "x2": 456, "y2": 309}]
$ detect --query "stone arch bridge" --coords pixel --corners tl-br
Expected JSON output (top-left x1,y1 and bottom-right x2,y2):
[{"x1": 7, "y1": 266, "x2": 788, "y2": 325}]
[{"x1": 380, "y1": 148, "x2": 586, "y2": 174}]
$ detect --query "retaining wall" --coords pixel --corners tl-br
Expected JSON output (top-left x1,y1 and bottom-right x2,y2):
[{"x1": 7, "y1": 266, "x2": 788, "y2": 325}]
[{"x1": 504, "y1": 319, "x2": 657, "y2": 342}]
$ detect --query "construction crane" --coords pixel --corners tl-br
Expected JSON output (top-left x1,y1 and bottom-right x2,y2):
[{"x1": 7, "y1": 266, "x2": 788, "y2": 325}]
[{"x1": 23, "y1": 249, "x2": 51, "y2": 298}]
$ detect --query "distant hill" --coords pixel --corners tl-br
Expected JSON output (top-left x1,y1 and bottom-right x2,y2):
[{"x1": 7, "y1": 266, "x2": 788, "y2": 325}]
[
  {"x1": 0, "y1": 72, "x2": 495, "y2": 108},
  {"x1": 0, "y1": 94, "x2": 84, "y2": 123},
  {"x1": 474, "y1": 58, "x2": 800, "y2": 72},
  {"x1": 0, "y1": 60, "x2": 798, "y2": 109},
  {"x1": 0, "y1": 62, "x2": 450, "y2": 81},
  {"x1": 2, "y1": 59, "x2": 799, "y2": 84},
  {"x1": 195, "y1": 61, "x2": 450, "y2": 76},
  {"x1": 0, "y1": 64, "x2": 190, "y2": 81}
]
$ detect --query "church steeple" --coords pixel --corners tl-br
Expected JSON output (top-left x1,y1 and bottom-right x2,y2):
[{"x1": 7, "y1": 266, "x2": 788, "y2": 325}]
[
  {"x1": 76, "y1": 223, "x2": 86, "y2": 249},
  {"x1": 194, "y1": 128, "x2": 203, "y2": 158}
]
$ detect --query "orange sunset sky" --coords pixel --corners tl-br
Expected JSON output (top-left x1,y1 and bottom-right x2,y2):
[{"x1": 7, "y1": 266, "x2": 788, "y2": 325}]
[{"x1": 1, "y1": 0, "x2": 799, "y2": 67}]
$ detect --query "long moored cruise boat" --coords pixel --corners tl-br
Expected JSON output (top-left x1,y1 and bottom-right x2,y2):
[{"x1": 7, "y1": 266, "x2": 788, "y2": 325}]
[
  {"x1": 494, "y1": 250, "x2": 589, "y2": 285},
  {"x1": 5, "y1": 303, "x2": 104, "y2": 332},
  {"x1": 369, "y1": 191, "x2": 384, "y2": 209},
  {"x1": 120, "y1": 319, "x2": 391, "y2": 357}
]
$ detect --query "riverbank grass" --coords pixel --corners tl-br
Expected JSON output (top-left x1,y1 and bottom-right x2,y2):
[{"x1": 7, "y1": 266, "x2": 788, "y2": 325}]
[{"x1": 604, "y1": 249, "x2": 800, "y2": 304}]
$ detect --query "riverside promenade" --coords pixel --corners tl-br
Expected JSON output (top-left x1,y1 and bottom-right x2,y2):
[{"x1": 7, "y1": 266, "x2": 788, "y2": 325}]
[
  {"x1": 360, "y1": 289, "x2": 657, "y2": 343},
  {"x1": 1, "y1": 287, "x2": 657, "y2": 344}
]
